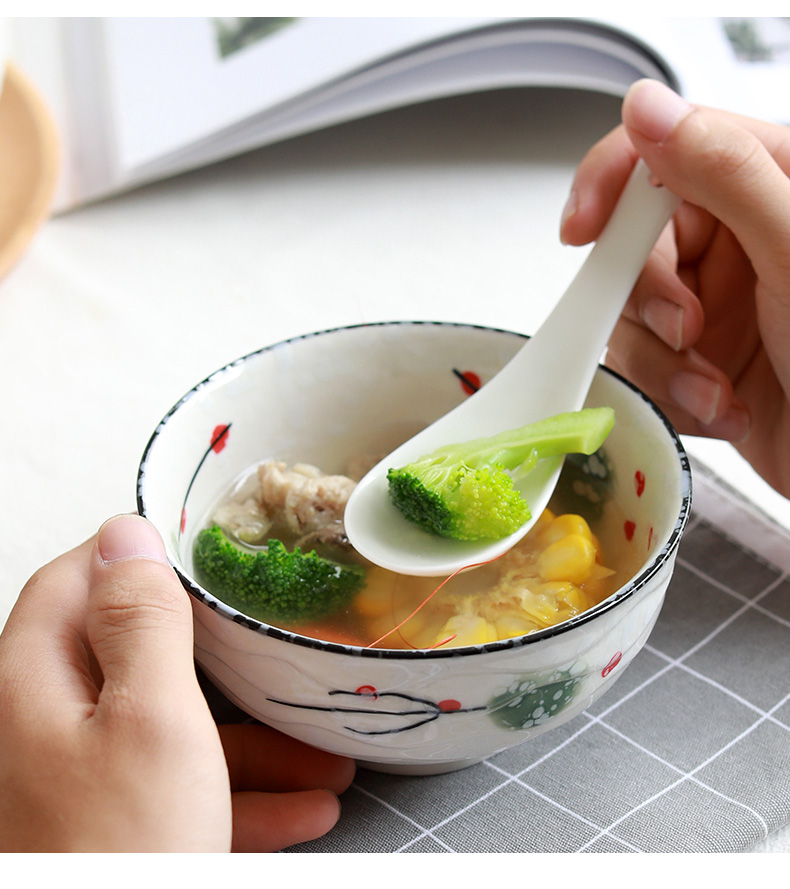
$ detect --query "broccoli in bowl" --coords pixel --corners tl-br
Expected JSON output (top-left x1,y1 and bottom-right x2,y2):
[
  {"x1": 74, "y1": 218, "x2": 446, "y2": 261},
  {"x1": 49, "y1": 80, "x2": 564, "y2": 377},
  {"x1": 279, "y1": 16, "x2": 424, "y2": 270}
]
[{"x1": 193, "y1": 525, "x2": 365, "y2": 624}]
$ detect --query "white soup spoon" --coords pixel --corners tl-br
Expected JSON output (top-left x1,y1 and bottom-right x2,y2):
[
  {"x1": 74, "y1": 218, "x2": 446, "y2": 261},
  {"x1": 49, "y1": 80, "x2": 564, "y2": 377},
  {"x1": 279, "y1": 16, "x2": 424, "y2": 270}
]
[{"x1": 344, "y1": 160, "x2": 680, "y2": 576}]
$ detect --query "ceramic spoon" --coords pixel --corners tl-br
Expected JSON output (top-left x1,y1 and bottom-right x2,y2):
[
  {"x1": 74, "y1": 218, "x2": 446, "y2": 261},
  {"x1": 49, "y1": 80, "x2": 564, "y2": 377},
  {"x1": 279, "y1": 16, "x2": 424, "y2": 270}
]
[{"x1": 345, "y1": 160, "x2": 680, "y2": 576}]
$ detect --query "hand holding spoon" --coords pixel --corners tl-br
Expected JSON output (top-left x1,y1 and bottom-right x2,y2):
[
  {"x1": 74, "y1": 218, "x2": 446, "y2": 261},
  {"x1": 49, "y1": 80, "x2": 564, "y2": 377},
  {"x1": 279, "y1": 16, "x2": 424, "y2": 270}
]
[{"x1": 345, "y1": 160, "x2": 680, "y2": 576}]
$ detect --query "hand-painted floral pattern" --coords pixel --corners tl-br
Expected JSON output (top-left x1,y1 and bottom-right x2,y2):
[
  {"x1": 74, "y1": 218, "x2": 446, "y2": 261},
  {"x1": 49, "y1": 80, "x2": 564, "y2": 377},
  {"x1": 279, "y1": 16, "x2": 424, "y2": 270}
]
[{"x1": 487, "y1": 666, "x2": 584, "y2": 731}]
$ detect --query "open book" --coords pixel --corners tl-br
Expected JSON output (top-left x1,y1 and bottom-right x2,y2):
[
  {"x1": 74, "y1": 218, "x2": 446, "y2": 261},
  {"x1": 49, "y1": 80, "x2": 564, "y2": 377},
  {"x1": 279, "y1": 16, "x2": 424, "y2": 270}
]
[{"x1": 8, "y1": 15, "x2": 790, "y2": 210}]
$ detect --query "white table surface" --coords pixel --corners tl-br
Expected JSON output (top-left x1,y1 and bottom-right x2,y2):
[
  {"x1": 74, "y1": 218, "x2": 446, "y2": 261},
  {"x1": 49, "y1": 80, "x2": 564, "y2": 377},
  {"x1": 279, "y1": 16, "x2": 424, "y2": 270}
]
[{"x1": 1, "y1": 85, "x2": 788, "y2": 852}]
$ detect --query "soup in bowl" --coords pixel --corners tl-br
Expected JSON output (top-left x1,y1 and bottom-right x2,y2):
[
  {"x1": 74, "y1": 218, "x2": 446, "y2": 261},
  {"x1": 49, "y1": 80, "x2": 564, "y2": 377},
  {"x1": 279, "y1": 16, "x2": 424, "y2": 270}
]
[{"x1": 137, "y1": 322, "x2": 691, "y2": 774}]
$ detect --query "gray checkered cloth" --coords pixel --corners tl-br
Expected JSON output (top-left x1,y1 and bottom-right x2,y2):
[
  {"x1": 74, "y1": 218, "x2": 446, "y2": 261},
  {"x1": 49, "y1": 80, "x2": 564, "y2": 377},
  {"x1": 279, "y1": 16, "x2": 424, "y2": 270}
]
[{"x1": 203, "y1": 467, "x2": 790, "y2": 853}]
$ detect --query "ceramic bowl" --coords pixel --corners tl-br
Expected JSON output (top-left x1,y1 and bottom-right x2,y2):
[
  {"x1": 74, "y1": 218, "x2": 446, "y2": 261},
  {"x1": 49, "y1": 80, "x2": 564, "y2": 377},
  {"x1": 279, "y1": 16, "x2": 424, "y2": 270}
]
[{"x1": 137, "y1": 322, "x2": 691, "y2": 775}]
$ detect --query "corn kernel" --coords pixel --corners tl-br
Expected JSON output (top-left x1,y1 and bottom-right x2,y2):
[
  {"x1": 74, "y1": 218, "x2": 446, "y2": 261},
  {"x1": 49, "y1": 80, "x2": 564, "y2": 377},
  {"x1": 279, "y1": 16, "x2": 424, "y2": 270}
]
[
  {"x1": 536, "y1": 579, "x2": 574, "y2": 594},
  {"x1": 527, "y1": 508, "x2": 555, "y2": 540},
  {"x1": 434, "y1": 613, "x2": 498, "y2": 647},
  {"x1": 536, "y1": 513, "x2": 593, "y2": 549},
  {"x1": 557, "y1": 582, "x2": 590, "y2": 612},
  {"x1": 537, "y1": 533, "x2": 596, "y2": 584},
  {"x1": 354, "y1": 567, "x2": 398, "y2": 618}
]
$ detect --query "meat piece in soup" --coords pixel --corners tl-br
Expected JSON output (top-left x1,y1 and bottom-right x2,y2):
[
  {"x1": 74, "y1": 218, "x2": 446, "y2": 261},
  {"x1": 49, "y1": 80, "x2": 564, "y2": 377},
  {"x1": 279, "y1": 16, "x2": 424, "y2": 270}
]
[{"x1": 197, "y1": 458, "x2": 625, "y2": 649}]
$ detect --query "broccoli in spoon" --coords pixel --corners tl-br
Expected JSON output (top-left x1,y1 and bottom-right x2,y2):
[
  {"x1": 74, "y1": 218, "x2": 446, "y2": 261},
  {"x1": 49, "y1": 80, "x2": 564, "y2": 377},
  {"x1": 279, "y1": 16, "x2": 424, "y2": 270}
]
[{"x1": 386, "y1": 407, "x2": 615, "y2": 541}]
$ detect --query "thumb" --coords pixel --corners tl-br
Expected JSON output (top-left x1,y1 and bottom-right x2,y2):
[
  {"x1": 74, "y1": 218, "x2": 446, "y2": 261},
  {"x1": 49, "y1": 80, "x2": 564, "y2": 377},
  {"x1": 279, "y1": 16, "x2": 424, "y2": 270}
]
[
  {"x1": 621, "y1": 79, "x2": 790, "y2": 294},
  {"x1": 88, "y1": 514, "x2": 197, "y2": 708}
]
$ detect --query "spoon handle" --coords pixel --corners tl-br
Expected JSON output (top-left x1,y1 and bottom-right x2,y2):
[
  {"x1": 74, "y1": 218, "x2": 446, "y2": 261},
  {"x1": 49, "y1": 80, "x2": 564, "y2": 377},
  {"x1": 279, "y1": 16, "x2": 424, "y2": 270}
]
[
  {"x1": 507, "y1": 159, "x2": 680, "y2": 412},
  {"x1": 344, "y1": 161, "x2": 681, "y2": 575}
]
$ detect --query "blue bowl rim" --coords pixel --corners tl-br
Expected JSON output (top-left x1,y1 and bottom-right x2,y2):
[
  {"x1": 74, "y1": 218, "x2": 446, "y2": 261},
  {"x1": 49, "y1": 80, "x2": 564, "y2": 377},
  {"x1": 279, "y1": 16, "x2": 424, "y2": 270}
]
[{"x1": 137, "y1": 320, "x2": 693, "y2": 660}]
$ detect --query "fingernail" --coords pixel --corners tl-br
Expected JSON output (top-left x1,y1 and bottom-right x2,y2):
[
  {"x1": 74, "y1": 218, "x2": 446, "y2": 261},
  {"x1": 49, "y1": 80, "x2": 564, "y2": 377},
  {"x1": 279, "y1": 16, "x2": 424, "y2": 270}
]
[
  {"x1": 642, "y1": 298, "x2": 684, "y2": 351},
  {"x1": 559, "y1": 188, "x2": 578, "y2": 243},
  {"x1": 625, "y1": 79, "x2": 693, "y2": 144},
  {"x1": 701, "y1": 406, "x2": 751, "y2": 444},
  {"x1": 98, "y1": 514, "x2": 169, "y2": 565},
  {"x1": 669, "y1": 370, "x2": 721, "y2": 425}
]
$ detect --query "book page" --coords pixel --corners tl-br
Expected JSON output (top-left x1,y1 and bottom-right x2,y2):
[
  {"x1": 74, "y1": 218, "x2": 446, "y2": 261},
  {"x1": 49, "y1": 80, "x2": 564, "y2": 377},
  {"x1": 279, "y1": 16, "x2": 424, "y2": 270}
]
[
  {"x1": 101, "y1": 17, "x2": 494, "y2": 173},
  {"x1": 134, "y1": 17, "x2": 681, "y2": 180},
  {"x1": 19, "y1": 15, "x2": 787, "y2": 207}
]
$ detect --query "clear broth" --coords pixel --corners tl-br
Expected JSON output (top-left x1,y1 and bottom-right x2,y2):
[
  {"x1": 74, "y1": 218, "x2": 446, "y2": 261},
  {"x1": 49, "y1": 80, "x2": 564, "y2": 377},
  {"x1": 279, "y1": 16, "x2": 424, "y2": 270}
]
[{"x1": 192, "y1": 459, "x2": 644, "y2": 650}]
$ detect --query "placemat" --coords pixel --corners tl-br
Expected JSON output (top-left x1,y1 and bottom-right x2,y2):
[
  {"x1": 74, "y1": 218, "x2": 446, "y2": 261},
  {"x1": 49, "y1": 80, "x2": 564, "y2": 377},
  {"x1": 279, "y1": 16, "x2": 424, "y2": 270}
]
[{"x1": 202, "y1": 467, "x2": 790, "y2": 853}]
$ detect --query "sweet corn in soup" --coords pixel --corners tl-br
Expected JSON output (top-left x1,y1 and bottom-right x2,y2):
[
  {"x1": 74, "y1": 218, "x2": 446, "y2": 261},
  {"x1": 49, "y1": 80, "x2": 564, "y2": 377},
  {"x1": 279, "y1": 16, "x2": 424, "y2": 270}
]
[
  {"x1": 193, "y1": 458, "x2": 637, "y2": 651},
  {"x1": 321, "y1": 507, "x2": 619, "y2": 649}
]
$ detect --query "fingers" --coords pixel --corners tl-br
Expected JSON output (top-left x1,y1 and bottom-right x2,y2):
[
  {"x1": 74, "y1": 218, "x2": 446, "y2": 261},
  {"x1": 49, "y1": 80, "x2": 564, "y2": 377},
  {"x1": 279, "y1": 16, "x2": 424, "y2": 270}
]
[
  {"x1": 622, "y1": 80, "x2": 790, "y2": 288},
  {"x1": 231, "y1": 788, "x2": 342, "y2": 852},
  {"x1": 607, "y1": 317, "x2": 751, "y2": 442},
  {"x1": 1, "y1": 515, "x2": 205, "y2": 722},
  {"x1": 562, "y1": 78, "x2": 790, "y2": 448},
  {"x1": 219, "y1": 723, "x2": 356, "y2": 851},
  {"x1": 0, "y1": 536, "x2": 99, "y2": 715},
  {"x1": 562, "y1": 78, "x2": 790, "y2": 259},
  {"x1": 219, "y1": 723, "x2": 356, "y2": 795},
  {"x1": 619, "y1": 226, "x2": 705, "y2": 353},
  {"x1": 620, "y1": 79, "x2": 790, "y2": 407},
  {"x1": 86, "y1": 515, "x2": 198, "y2": 714},
  {"x1": 560, "y1": 123, "x2": 638, "y2": 246}
]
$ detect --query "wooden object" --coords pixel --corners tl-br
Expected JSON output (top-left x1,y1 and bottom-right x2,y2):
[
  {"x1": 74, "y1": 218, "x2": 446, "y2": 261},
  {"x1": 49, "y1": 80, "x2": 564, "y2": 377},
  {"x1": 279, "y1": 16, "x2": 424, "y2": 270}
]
[{"x1": 0, "y1": 62, "x2": 59, "y2": 281}]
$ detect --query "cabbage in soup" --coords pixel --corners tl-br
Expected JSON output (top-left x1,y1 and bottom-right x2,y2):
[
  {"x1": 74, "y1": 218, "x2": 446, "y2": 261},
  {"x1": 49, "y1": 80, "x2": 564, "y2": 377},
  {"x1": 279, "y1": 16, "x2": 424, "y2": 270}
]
[{"x1": 192, "y1": 457, "x2": 636, "y2": 650}]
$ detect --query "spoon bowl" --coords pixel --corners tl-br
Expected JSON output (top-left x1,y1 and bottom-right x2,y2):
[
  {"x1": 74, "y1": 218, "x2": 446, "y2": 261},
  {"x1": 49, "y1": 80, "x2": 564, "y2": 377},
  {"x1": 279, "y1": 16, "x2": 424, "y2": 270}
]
[{"x1": 345, "y1": 160, "x2": 680, "y2": 576}]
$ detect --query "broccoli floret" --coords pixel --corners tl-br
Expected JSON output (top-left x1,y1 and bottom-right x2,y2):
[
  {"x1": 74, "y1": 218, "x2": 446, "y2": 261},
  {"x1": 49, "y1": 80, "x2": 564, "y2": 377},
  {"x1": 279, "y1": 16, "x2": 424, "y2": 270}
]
[
  {"x1": 387, "y1": 407, "x2": 615, "y2": 541},
  {"x1": 192, "y1": 525, "x2": 365, "y2": 623}
]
